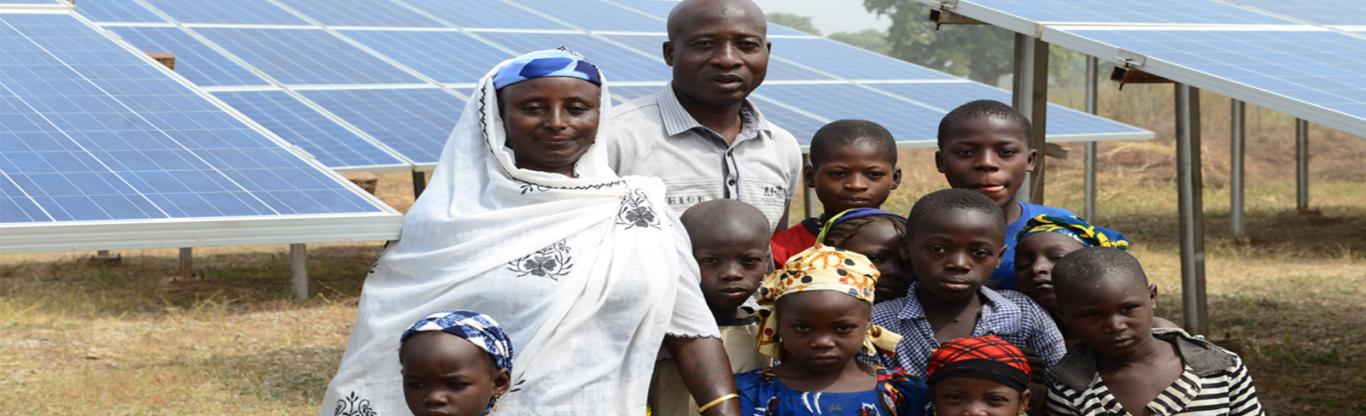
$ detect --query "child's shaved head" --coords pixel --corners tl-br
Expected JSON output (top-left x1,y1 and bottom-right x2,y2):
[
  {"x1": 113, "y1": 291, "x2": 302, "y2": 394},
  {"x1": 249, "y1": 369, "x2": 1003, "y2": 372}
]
[
  {"x1": 809, "y1": 119, "x2": 896, "y2": 167},
  {"x1": 1052, "y1": 247, "x2": 1150, "y2": 299},
  {"x1": 937, "y1": 100, "x2": 1032, "y2": 149},
  {"x1": 681, "y1": 199, "x2": 771, "y2": 244},
  {"x1": 906, "y1": 188, "x2": 1005, "y2": 235}
]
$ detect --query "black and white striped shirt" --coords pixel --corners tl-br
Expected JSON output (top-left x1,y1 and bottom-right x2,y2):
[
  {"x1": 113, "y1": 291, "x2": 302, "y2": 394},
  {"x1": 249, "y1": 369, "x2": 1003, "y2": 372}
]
[{"x1": 1046, "y1": 329, "x2": 1264, "y2": 416}]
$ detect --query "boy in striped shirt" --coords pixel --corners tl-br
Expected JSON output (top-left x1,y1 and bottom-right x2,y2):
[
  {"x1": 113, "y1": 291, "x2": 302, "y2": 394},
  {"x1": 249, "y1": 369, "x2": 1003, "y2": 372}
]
[{"x1": 1046, "y1": 248, "x2": 1264, "y2": 416}]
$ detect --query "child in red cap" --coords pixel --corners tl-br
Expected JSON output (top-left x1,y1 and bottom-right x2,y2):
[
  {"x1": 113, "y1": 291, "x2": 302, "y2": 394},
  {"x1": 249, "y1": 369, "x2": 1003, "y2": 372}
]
[{"x1": 926, "y1": 335, "x2": 1032, "y2": 416}]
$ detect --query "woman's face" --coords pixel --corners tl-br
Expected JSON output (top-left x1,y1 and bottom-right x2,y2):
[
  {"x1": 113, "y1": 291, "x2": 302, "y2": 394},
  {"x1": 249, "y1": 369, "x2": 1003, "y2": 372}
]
[{"x1": 499, "y1": 77, "x2": 601, "y2": 177}]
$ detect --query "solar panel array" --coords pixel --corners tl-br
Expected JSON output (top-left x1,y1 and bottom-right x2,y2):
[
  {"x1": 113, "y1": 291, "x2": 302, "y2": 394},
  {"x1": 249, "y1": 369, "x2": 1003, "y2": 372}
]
[
  {"x1": 77, "y1": 0, "x2": 1151, "y2": 170},
  {"x1": 916, "y1": 0, "x2": 1366, "y2": 137},
  {"x1": 0, "y1": 10, "x2": 400, "y2": 252}
]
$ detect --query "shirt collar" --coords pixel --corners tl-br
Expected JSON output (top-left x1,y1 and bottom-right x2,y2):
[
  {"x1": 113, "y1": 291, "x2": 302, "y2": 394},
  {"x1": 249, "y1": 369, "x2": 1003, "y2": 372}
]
[
  {"x1": 897, "y1": 283, "x2": 1024, "y2": 334},
  {"x1": 1050, "y1": 327, "x2": 1237, "y2": 391},
  {"x1": 656, "y1": 82, "x2": 772, "y2": 139}
]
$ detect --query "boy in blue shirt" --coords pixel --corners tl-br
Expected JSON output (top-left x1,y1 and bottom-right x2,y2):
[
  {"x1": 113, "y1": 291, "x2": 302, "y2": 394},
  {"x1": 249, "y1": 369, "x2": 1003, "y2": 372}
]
[{"x1": 935, "y1": 100, "x2": 1075, "y2": 290}]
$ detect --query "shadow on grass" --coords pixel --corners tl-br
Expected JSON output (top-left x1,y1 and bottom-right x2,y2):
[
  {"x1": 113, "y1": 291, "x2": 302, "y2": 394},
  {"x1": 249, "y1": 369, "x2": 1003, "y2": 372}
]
[
  {"x1": 1098, "y1": 205, "x2": 1366, "y2": 260},
  {"x1": 0, "y1": 245, "x2": 383, "y2": 317}
]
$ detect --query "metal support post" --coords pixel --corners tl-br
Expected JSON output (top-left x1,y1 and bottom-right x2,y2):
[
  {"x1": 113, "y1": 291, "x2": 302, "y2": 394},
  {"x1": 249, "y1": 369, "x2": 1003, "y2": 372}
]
[
  {"x1": 1011, "y1": 34, "x2": 1049, "y2": 204},
  {"x1": 412, "y1": 170, "x2": 428, "y2": 198},
  {"x1": 178, "y1": 247, "x2": 193, "y2": 278},
  {"x1": 1083, "y1": 56, "x2": 1099, "y2": 220},
  {"x1": 1174, "y1": 84, "x2": 1207, "y2": 334},
  {"x1": 1296, "y1": 119, "x2": 1309, "y2": 212},
  {"x1": 290, "y1": 243, "x2": 308, "y2": 300},
  {"x1": 802, "y1": 153, "x2": 818, "y2": 220},
  {"x1": 1230, "y1": 100, "x2": 1246, "y2": 237}
]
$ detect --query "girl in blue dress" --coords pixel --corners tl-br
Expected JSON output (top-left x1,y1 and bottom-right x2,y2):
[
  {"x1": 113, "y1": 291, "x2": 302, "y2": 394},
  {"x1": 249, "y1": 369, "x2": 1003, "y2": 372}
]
[{"x1": 737, "y1": 245, "x2": 928, "y2": 416}]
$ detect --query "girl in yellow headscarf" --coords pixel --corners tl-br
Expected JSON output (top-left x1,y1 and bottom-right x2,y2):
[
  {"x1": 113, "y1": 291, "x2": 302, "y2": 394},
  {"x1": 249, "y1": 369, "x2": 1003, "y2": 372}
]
[{"x1": 736, "y1": 245, "x2": 929, "y2": 416}]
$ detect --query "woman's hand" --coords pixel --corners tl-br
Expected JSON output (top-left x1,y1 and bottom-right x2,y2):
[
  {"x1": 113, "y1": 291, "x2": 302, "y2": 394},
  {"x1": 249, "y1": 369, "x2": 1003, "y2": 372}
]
[{"x1": 664, "y1": 335, "x2": 740, "y2": 416}]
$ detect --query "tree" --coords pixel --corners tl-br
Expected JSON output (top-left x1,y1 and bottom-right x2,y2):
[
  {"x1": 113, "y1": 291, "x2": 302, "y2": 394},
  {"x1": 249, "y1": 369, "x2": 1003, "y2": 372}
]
[
  {"x1": 767, "y1": 12, "x2": 821, "y2": 36},
  {"x1": 829, "y1": 29, "x2": 890, "y2": 54}
]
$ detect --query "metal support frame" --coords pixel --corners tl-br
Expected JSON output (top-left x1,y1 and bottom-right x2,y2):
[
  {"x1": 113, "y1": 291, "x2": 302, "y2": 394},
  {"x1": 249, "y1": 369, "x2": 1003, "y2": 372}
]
[
  {"x1": 1174, "y1": 84, "x2": 1207, "y2": 335},
  {"x1": 290, "y1": 243, "x2": 308, "y2": 300},
  {"x1": 412, "y1": 170, "x2": 428, "y2": 198},
  {"x1": 1230, "y1": 100, "x2": 1246, "y2": 237},
  {"x1": 1011, "y1": 33, "x2": 1050, "y2": 204},
  {"x1": 1296, "y1": 118, "x2": 1310, "y2": 212},
  {"x1": 178, "y1": 247, "x2": 193, "y2": 278},
  {"x1": 802, "y1": 153, "x2": 819, "y2": 220},
  {"x1": 1084, "y1": 56, "x2": 1099, "y2": 220}
]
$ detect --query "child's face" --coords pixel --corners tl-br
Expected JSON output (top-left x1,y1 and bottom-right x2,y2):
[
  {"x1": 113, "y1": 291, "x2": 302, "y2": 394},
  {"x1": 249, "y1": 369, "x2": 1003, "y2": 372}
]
[
  {"x1": 401, "y1": 333, "x2": 511, "y2": 416},
  {"x1": 806, "y1": 140, "x2": 900, "y2": 216},
  {"x1": 776, "y1": 291, "x2": 871, "y2": 375},
  {"x1": 694, "y1": 230, "x2": 770, "y2": 316},
  {"x1": 1058, "y1": 274, "x2": 1156, "y2": 359},
  {"x1": 836, "y1": 219, "x2": 909, "y2": 303},
  {"x1": 904, "y1": 209, "x2": 1004, "y2": 302},
  {"x1": 1014, "y1": 233, "x2": 1086, "y2": 312},
  {"x1": 932, "y1": 377, "x2": 1029, "y2": 416},
  {"x1": 934, "y1": 117, "x2": 1035, "y2": 208}
]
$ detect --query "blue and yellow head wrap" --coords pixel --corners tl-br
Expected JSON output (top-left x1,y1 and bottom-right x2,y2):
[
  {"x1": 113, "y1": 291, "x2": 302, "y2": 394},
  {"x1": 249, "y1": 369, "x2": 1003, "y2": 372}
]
[
  {"x1": 400, "y1": 310, "x2": 514, "y2": 376},
  {"x1": 1015, "y1": 215, "x2": 1129, "y2": 250},
  {"x1": 492, "y1": 48, "x2": 601, "y2": 90}
]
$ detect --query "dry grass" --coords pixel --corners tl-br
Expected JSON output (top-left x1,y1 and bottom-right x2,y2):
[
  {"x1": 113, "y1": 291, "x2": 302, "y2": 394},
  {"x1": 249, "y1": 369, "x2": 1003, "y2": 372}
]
[{"x1": 2, "y1": 87, "x2": 1364, "y2": 413}]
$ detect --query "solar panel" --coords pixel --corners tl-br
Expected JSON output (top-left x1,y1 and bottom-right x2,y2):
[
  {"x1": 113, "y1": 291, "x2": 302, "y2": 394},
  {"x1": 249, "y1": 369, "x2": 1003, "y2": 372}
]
[
  {"x1": 71, "y1": 0, "x2": 164, "y2": 23},
  {"x1": 476, "y1": 32, "x2": 668, "y2": 82},
  {"x1": 140, "y1": 0, "x2": 307, "y2": 25},
  {"x1": 754, "y1": 84, "x2": 945, "y2": 143},
  {"x1": 510, "y1": 0, "x2": 664, "y2": 32},
  {"x1": 0, "y1": 12, "x2": 397, "y2": 250},
  {"x1": 608, "y1": 0, "x2": 812, "y2": 36},
  {"x1": 867, "y1": 82, "x2": 1152, "y2": 140},
  {"x1": 213, "y1": 90, "x2": 408, "y2": 169},
  {"x1": 931, "y1": 0, "x2": 1289, "y2": 35},
  {"x1": 1048, "y1": 27, "x2": 1366, "y2": 136},
  {"x1": 402, "y1": 0, "x2": 570, "y2": 30},
  {"x1": 301, "y1": 88, "x2": 465, "y2": 165},
  {"x1": 194, "y1": 27, "x2": 422, "y2": 85},
  {"x1": 109, "y1": 26, "x2": 268, "y2": 87},
  {"x1": 275, "y1": 0, "x2": 444, "y2": 27},
  {"x1": 603, "y1": 34, "x2": 837, "y2": 81},
  {"x1": 1, "y1": 0, "x2": 60, "y2": 4},
  {"x1": 1224, "y1": 0, "x2": 1366, "y2": 26},
  {"x1": 341, "y1": 30, "x2": 511, "y2": 84},
  {"x1": 769, "y1": 37, "x2": 958, "y2": 81}
]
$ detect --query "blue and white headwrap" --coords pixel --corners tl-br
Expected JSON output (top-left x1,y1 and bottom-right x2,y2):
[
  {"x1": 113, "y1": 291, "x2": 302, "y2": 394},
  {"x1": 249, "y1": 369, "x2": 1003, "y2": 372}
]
[
  {"x1": 492, "y1": 48, "x2": 602, "y2": 90},
  {"x1": 400, "y1": 310, "x2": 514, "y2": 376}
]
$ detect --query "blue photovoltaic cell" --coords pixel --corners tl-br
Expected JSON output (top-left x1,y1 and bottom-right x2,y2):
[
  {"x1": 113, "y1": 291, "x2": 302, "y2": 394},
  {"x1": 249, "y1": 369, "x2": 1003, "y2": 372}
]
[
  {"x1": 753, "y1": 84, "x2": 944, "y2": 143},
  {"x1": 341, "y1": 30, "x2": 511, "y2": 84},
  {"x1": 962, "y1": 0, "x2": 1289, "y2": 25},
  {"x1": 1064, "y1": 28, "x2": 1366, "y2": 122},
  {"x1": 603, "y1": 34, "x2": 836, "y2": 81},
  {"x1": 0, "y1": 13, "x2": 382, "y2": 223},
  {"x1": 213, "y1": 90, "x2": 406, "y2": 168},
  {"x1": 610, "y1": 0, "x2": 811, "y2": 36},
  {"x1": 275, "y1": 0, "x2": 443, "y2": 27},
  {"x1": 477, "y1": 32, "x2": 667, "y2": 82},
  {"x1": 195, "y1": 28, "x2": 422, "y2": 85},
  {"x1": 301, "y1": 88, "x2": 464, "y2": 165},
  {"x1": 401, "y1": 0, "x2": 570, "y2": 30},
  {"x1": 72, "y1": 0, "x2": 165, "y2": 23},
  {"x1": 1, "y1": 0, "x2": 59, "y2": 4},
  {"x1": 771, "y1": 38, "x2": 957, "y2": 81},
  {"x1": 140, "y1": 0, "x2": 307, "y2": 25},
  {"x1": 747, "y1": 100, "x2": 830, "y2": 145},
  {"x1": 1225, "y1": 0, "x2": 1366, "y2": 25},
  {"x1": 868, "y1": 82, "x2": 1148, "y2": 137},
  {"x1": 509, "y1": 0, "x2": 664, "y2": 32},
  {"x1": 610, "y1": 85, "x2": 661, "y2": 103},
  {"x1": 109, "y1": 26, "x2": 267, "y2": 87}
]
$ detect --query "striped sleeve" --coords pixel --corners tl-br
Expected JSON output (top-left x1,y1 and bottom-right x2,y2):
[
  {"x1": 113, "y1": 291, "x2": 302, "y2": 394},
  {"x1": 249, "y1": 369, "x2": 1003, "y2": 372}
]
[
  {"x1": 1045, "y1": 382, "x2": 1082, "y2": 416},
  {"x1": 1226, "y1": 356, "x2": 1265, "y2": 416}
]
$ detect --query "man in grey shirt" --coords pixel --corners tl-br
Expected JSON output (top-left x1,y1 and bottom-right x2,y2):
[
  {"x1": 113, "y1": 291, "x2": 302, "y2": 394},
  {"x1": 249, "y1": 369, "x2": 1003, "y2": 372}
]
[{"x1": 602, "y1": 0, "x2": 802, "y2": 231}]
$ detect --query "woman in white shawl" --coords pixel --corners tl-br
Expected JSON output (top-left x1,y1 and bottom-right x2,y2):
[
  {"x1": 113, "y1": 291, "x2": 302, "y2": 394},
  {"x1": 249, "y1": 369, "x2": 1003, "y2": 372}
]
[{"x1": 320, "y1": 49, "x2": 741, "y2": 416}]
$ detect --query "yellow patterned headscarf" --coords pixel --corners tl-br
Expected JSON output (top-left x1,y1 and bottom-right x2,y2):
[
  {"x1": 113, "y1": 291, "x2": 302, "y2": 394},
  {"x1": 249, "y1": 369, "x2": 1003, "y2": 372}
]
[{"x1": 754, "y1": 245, "x2": 903, "y2": 359}]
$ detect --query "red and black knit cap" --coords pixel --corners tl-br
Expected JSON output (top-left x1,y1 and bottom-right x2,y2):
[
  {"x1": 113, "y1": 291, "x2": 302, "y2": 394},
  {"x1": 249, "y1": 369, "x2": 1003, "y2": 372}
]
[{"x1": 926, "y1": 335, "x2": 1031, "y2": 392}]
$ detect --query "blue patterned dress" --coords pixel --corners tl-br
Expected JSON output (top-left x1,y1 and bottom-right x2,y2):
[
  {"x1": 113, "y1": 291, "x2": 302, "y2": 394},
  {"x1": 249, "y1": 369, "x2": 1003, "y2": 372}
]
[{"x1": 735, "y1": 366, "x2": 928, "y2": 416}]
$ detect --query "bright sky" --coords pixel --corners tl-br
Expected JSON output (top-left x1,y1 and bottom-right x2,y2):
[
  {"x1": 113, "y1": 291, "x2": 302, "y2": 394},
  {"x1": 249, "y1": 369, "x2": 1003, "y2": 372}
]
[{"x1": 752, "y1": 0, "x2": 890, "y2": 34}]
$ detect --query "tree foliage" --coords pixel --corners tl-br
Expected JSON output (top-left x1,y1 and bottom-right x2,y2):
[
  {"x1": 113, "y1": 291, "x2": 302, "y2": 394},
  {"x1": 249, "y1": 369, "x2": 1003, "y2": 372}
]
[{"x1": 767, "y1": 12, "x2": 821, "y2": 36}]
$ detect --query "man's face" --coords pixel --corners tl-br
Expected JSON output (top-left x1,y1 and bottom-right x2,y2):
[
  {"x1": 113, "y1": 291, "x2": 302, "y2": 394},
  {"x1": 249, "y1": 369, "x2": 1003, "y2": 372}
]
[{"x1": 664, "y1": 3, "x2": 769, "y2": 109}]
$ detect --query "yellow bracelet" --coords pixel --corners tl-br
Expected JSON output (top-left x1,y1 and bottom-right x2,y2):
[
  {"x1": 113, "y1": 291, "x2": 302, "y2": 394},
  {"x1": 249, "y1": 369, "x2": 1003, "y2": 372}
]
[{"x1": 696, "y1": 393, "x2": 739, "y2": 414}]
